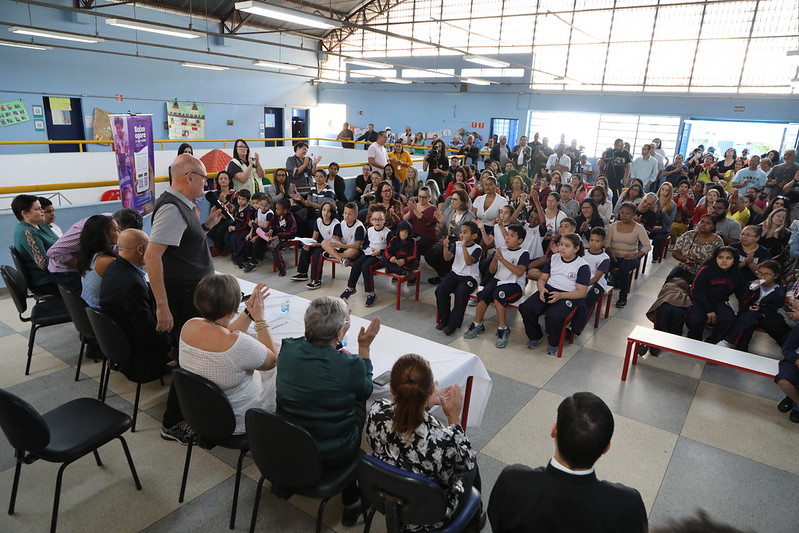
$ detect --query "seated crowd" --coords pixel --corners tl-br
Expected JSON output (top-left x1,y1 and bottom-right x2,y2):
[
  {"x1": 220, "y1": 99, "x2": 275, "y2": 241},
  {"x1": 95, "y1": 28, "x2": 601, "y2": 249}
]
[{"x1": 7, "y1": 130, "x2": 799, "y2": 531}]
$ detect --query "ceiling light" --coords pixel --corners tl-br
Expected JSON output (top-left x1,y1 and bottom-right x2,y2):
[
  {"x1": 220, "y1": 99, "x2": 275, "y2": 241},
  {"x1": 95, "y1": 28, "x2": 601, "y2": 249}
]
[
  {"x1": 8, "y1": 26, "x2": 103, "y2": 43},
  {"x1": 105, "y1": 19, "x2": 202, "y2": 39},
  {"x1": 461, "y1": 78, "x2": 493, "y2": 86},
  {"x1": 401, "y1": 69, "x2": 454, "y2": 78},
  {"x1": 235, "y1": 1, "x2": 341, "y2": 30},
  {"x1": 253, "y1": 60, "x2": 299, "y2": 70},
  {"x1": 464, "y1": 55, "x2": 509, "y2": 68},
  {"x1": 181, "y1": 62, "x2": 228, "y2": 71},
  {"x1": 346, "y1": 58, "x2": 392, "y2": 69},
  {"x1": 313, "y1": 78, "x2": 347, "y2": 84},
  {"x1": 0, "y1": 39, "x2": 51, "y2": 50},
  {"x1": 381, "y1": 78, "x2": 413, "y2": 84}
]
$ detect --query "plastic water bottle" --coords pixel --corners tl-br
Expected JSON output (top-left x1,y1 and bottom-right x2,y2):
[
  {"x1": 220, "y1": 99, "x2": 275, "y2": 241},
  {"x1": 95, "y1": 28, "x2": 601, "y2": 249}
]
[
  {"x1": 341, "y1": 337, "x2": 348, "y2": 351},
  {"x1": 280, "y1": 299, "x2": 290, "y2": 315}
]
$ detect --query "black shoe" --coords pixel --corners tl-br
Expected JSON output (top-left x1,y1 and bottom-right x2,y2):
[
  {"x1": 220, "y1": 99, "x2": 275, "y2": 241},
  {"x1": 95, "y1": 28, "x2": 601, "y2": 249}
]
[
  {"x1": 443, "y1": 325, "x2": 458, "y2": 336},
  {"x1": 790, "y1": 410, "x2": 799, "y2": 424},
  {"x1": 407, "y1": 275, "x2": 417, "y2": 286},
  {"x1": 242, "y1": 262, "x2": 256, "y2": 273},
  {"x1": 778, "y1": 396, "x2": 794, "y2": 413},
  {"x1": 638, "y1": 344, "x2": 649, "y2": 356},
  {"x1": 436, "y1": 322, "x2": 447, "y2": 330},
  {"x1": 615, "y1": 295, "x2": 627, "y2": 308},
  {"x1": 649, "y1": 347, "x2": 661, "y2": 357},
  {"x1": 428, "y1": 276, "x2": 441, "y2": 285}
]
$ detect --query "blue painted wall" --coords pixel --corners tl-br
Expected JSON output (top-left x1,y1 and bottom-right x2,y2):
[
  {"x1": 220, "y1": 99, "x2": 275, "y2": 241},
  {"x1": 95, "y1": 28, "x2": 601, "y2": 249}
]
[{"x1": 0, "y1": 0, "x2": 318, "y2": 154}]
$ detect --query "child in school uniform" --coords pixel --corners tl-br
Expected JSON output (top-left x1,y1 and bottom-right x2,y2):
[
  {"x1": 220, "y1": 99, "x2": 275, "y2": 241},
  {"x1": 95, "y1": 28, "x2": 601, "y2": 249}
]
[
  {"x1": 478, "y1": 205, "x2": 515, "y2": 285},
  {"x1": 435, "y1": 221, "x2": 482, "y2": 336},
  {"x1": 528, "y1": 217, "x2": 576, "y2": 280},
  {"x1": 717, "y1": 259, "x2": 787, "y2": 351},
  {"x1": 685, "y1": 246, "x2": 747, "y2": 343},
  {"x1": 291, "y1": 202, "x2": 339, "y2": 289},
  {"x1": 225, "y1": 189, "x2": 255, "y2": 268},
  {"x1": 243, "y1": 193, "x2": 273, "y2": 272},
  {"x1": 464, "y1": 224, "x2": 531, "y2": 349},
  {"x1": 265, "y1": 198, "x2": 297, "y2": 276},
  {"x1": 321, "y1": 202, "x2": 365, "y2": 267},
  {"x1": 520, "y1": 233, "x2": 591, "y2": 355},
  {"x1": 340, "y1": 208, "x2": 392, "y2": 307},
  {"x1": 379, "y1": 220, "x2": 419, "y2": 284},
  {"x1": 570, "y1": 227, "x2": 611, "y2": 336}
]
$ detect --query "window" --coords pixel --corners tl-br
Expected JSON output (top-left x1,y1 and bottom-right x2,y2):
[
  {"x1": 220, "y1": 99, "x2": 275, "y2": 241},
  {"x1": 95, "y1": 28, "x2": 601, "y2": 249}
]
[{"x1": 527, "y1": 111, "x2": 680, "y2": 158}]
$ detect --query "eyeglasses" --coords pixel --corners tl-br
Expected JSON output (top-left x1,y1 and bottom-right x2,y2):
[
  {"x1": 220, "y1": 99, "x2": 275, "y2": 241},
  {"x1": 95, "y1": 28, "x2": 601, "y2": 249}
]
[{"x1": 190, "y1": 171, "x2": 208, "y2": 180}]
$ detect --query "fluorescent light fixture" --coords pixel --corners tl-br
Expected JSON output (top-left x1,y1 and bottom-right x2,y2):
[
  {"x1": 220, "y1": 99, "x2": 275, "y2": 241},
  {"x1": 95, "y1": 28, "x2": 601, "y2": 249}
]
[
  {"x1": 181, "y1": 62, "x2": 228, "y2": 71},
  {"x1": 105, "y1": 19, "x2": 202, "y2": 39},
  {"x1": 235, "y1": 1, "x2": 341, "y2": 30},
  {"x1": 8, "y1": 26, "x2": 103, "y2": 43},
  {"x1": 313, "y1": 78, "x2": 347, "y2": 84},
  {"x1": 401, "y1": 69, "x2": 454, "y2": 78},
  {"x1": 381, "y1": 78, "x2": 412, "y2": 84},
  {"x1": 346, "y1": 58, "x2": 392, "y2": 69},
  {"x1": 253, "y1": 60, "x2": 299, "y2": 70},
  {"x1": 0, "y1": 39, "x2": 51, "y2": 50},
  {"x1": 461, "y1": 78, "x2": 493, "y2": 86},
  {"x1": 461, "y1": 68, "x2": 525, "y2": 78},
  {"x1": 464, "y1": 55, "x2": 509, "y2": 68},
  {"x1": 349, "y1": 69, "x2": 396, "y2": 78}
]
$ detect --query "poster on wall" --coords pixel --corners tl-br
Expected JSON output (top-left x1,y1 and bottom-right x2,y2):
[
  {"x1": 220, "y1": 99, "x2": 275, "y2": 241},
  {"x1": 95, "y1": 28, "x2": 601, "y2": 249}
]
[
  {"x1": 0, "y1": 99, "x2": 30, "y2": 127},
  {"x1": 167, "y1": 101, "x2": 205, "y2": 140},
  {"x1": 93, "y1": 108, "x2": 113, "y2": 141},
  {"x1": 110, "y1": 114, "x2": 156, "y2": 216}
]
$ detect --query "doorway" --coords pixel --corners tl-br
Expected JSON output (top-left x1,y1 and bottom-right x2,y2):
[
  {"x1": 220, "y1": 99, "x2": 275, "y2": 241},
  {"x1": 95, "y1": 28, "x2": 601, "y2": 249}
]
[
  {"x1": 43, "y1": 97, "x2": 84, "y2": 153},
  {"x1": 264, "y1": 107, "x2": 284, "y2": 146},
  {"x1": 291, "y1": 109, "x2": 308, "y2": 142}
]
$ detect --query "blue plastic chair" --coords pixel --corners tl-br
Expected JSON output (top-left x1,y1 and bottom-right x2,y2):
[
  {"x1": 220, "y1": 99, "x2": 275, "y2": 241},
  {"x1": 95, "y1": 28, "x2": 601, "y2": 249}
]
[{"x1": 358, "y1": 454, "x2": 481, "y2": 533}]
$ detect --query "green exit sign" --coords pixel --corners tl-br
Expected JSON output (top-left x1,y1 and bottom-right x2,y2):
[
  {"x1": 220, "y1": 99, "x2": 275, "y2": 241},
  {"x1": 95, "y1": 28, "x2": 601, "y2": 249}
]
[{"x1": 227, "y1": 120, "x2": 234, "y2": 126}]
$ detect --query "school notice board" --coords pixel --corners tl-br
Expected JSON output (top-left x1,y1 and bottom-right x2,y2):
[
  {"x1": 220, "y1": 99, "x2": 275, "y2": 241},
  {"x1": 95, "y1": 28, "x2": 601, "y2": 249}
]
[
  {"x1": 0, "y1": 100, "x2": 30, "y2": 127},
  {"x1": 167, "y1": 101, "x2": 205, "y2": 140}
]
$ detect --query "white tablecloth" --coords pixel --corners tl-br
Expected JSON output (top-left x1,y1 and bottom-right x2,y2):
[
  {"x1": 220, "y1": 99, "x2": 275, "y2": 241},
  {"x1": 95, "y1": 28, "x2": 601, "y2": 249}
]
[{"x1": 237, "y1": 278, "x2": 492, "y2": 428}]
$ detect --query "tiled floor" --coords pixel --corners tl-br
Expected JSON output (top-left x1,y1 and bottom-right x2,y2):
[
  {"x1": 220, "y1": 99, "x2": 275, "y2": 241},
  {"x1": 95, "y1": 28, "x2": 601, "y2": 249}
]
[{"x1": 0, "y1": 254, "x2": 796, "y2": 532}]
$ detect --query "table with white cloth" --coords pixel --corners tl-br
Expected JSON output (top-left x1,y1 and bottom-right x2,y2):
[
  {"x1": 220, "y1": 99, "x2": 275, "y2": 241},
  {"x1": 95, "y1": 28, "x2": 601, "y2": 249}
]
[{"x1": 236, "y1": 278, "x2": 492, "y2": 428}]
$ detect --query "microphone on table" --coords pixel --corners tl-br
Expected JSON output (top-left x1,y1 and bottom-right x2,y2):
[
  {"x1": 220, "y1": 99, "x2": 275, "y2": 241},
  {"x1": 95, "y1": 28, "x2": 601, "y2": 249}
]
[{"x1": 205, "y1": 191, "x2": 235, "y2": 222}]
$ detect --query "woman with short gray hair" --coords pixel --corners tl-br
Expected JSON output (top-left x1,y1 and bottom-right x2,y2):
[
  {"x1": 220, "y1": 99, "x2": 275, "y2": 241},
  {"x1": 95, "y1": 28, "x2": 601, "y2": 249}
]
[{"x1": 276, "y1": 296, "x2": 381, "y2": 526}]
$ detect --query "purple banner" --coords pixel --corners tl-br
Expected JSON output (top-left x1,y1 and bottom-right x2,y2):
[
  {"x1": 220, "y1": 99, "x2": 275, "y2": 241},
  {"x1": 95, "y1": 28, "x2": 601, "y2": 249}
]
[{"x1": 111, "y1": 114, "x2": 155, "y2": 215}]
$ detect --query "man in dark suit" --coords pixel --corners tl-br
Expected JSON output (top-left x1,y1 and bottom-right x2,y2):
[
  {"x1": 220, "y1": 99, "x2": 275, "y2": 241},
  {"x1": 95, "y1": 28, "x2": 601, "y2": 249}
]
[
  {"x1": 488, "y1": 392, "x2": 648, "y2": 533},
  {"x1": 100, "y1": 229, "x2": 172, "y2": 384}
]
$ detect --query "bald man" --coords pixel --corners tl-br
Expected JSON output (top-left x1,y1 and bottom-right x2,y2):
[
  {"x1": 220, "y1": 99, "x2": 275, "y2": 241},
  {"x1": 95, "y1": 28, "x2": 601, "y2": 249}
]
[
  {"x1": 100, "y1": 229, "x2": 172, "y2": 386},
  {"x1": 145, "y1": 154, "x2": 223, "y2": 336}
]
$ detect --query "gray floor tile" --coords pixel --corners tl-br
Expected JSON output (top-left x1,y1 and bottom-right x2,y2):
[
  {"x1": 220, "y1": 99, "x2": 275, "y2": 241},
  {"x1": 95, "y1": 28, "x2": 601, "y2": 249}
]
[
  {"x1": 468, "y1": 372, "x2": 538, "y2": 452},
  {"x1": 363, "y1": 300, "x2": 445, "y2": 340},
  {"x1": 141, "y1": 475, "x2": 336, "y2": 533},
  {"x1": 543, "y1": 347, "x2": 700, "y2": 434},
  {"x1": 649, "y1": 436, "x2": 799, "y2": 533},
  {"x1": 700, "y1": 362, "x2": 784, "y2": 402},
  {"x1": 0, "y1": 320, "x2": 16, "y2": 337}
]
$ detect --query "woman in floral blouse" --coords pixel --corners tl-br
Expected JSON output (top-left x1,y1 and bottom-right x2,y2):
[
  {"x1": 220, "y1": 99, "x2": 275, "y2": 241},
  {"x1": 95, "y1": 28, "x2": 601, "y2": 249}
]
[{"x1": 366, "y1": 353, "x2": 478, "y2": 531}]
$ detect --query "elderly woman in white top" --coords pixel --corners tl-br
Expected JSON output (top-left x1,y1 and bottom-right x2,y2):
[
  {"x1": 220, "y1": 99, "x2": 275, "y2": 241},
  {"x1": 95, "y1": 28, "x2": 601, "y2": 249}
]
[{"x1": 179, "y1": 275, "x2": 278, "y2": 435}]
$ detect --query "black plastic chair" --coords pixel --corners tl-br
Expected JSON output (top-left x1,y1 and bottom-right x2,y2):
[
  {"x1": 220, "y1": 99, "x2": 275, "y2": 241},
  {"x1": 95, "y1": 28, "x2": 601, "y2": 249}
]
[
  {"x1": 172, "y1": 368, "x2": 249, "y2": 530},
  {"x1": 58, "y1": 286, "x2": 102, "y2": 383},
  {"x1": 245, "y1": 408, "x2": 360, "y2": 533},
  {"x1": 358, "y1": 455, "x2": 481, "y2": 533},
  {"x1": 1, "y1": 265, "x2": 71, "y2": 376},
  {"x1": 8, "y1": 246, "x2": 60, "y2": 302},
  {"x1": 0, "y1": 387, "x2": 142, "y2": 533},
  {"x1": 85, "y1": 308, "x2": 152, "y2": 431}
]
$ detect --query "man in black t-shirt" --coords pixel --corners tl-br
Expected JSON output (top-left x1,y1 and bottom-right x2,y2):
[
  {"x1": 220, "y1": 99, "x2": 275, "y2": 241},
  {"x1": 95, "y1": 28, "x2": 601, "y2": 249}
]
[{"x1": 604, "y1": 138, "x2": 632, "y2": 200}]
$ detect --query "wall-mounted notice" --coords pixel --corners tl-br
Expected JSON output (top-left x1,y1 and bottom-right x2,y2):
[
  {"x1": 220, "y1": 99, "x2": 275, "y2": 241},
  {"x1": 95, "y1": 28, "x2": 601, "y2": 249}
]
[
  {"x1": 167, "y1": 101, "x2": 206, "y2": 140},
  {"x1": 110, "y1": 114, "x2": 156, "y2": 216},
  {"x1": 0, "y1": 99, "x2": 30, "y2": 127}
]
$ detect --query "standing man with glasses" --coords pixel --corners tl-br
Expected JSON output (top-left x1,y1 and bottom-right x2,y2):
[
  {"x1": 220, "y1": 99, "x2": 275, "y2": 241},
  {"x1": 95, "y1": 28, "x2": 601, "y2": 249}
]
[{"x1": 145, "y1": 153, "x2": 225, "y2": 444}]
